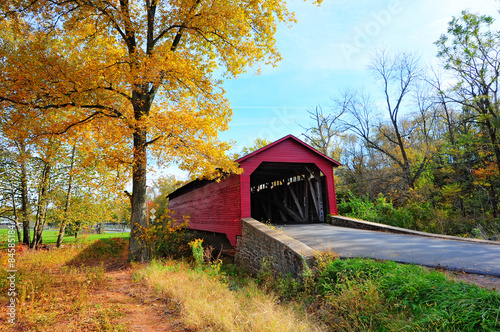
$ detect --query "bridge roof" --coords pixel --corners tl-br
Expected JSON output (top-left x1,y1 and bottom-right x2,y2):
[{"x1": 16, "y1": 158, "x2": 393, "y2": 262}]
[
  {"x1": 236, "y1": 134, "x2": 341, "y2": 167},
  {"x1": 168, "y1": 134, "x2": 341, "y2": 200}
]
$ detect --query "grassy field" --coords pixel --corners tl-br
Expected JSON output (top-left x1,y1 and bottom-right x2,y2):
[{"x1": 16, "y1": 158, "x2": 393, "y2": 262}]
[{"x1": 0, "y1": 229, "x2": 130, "y2": 248}]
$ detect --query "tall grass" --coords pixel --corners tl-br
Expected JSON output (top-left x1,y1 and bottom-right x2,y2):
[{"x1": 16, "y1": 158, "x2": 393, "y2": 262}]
[
  {"x1": 133, "y1": 251, "x2": 324, "y2": 332},
  {"x1": 0, "y1": 239, "x2": 129, "y2": 331},
  {"x1": 314, "y1": 258, "x2": 500, "y2": 331},
  {"x1": 135, "y1": 234, "x2": 500, "y2": 332},
  {"x1": 3, "y1": 229, "x2": 499, "y2": 332}
]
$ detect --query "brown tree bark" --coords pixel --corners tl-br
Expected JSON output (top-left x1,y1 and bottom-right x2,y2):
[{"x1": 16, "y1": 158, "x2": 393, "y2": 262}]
[
  {"x1": 31, "y1": 162, "x2": 51, "y2": 249},
  {"x1": 56, "y1": 145, "x2": 76, "y2": 248},
  {"x1": 128, "y1": 84, "x2": 151, "y2": 261},
  {"x1": 18, "y1": 141, "x2": 30, "y2": 246},
  {"x1": 9, "y1": 185, "x2": 22, "y2": 243},
  {"x1": 129, "y1": 125, "x2": 148, "y2": 261}
]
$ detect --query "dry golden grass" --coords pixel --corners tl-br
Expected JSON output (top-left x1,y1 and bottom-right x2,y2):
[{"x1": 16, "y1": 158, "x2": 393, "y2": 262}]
[
  {"x1": 0, "y1": 241, "x2": 128, "y2": 332},
  {"x1": 1, "y1": 239, "x2": 324, "y2": 332},
  {"x1": 134, "y1": 260, "x2": 325, "y2": 332}
]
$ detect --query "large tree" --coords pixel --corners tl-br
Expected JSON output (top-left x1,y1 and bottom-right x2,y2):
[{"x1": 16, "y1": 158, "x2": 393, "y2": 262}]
[{"x1": 0, "y1": 0, "x2": 303, "y2": 260}]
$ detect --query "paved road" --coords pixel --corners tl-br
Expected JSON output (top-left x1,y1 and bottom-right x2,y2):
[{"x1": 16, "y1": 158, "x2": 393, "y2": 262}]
[{"x1": 279, "y1": 224, "x2": 500, "y2": 277}]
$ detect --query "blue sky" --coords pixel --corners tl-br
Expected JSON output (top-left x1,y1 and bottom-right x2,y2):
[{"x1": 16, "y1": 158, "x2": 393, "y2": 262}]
[{"x1": 167, "y1": 0, "x2": 500, "y2": 180}]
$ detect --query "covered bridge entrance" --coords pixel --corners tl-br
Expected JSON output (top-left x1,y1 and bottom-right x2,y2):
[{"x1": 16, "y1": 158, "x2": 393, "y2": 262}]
[
  {"x1": 168, "y1": 135, "x2": 341, "y2": 246},
  {"x1": 250, "y1": 162, "x2": 329, "y2": 224}
]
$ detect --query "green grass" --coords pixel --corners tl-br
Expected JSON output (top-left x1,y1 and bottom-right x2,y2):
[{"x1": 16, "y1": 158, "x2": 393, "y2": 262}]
[
  {"x1": 0, "y1": 229, "x2": 130, "y2": 248},
  {"x1": 3, "y1": 228, "x2": 499, "y2": 331},
  {"x1": 310, "y1": 258, "x2": 500, "y2": 331},
  {"x1": 137, "y1": 236, "x2": 500, "y2": 331},
  {"x1": 254, "y1": 253, "x2": 500, "y2": 331}
]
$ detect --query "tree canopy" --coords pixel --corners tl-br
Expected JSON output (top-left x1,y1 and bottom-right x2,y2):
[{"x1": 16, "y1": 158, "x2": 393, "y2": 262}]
[{"x1": 0, "y1": 0, "x2": 310, "y2": 259}]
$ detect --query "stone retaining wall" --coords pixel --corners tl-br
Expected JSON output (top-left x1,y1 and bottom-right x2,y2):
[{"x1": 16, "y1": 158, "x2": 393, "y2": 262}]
[
  {"x1": 329, "y1": 215, "x2": 411, "y2": 233},
  {"x1": 235, "y1": 218, "x2": 317, "y2": 277},
  {"x1": 329, "y1": 215, "x2": 500, "y2": 245}
]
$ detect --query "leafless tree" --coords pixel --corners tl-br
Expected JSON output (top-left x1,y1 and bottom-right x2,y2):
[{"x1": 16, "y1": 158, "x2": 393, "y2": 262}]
[
  {"x1": 301, "y1": 106, "x2": 345, "y2": 156},
  {"x1": 340, "y1": 50, "x2": 435, "y2": 189}
]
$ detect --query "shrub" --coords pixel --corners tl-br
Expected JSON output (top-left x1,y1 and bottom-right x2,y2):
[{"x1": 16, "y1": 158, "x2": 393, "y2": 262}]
[
  {"x1": 338, "y1": 192, "x2": 414, "y2": 228},
  {"x1": 140, "y1": 212, "x2": 193, "y2": 259},
  {"x1": 189, "y1": 238, "x2": 204, "y2": 268}
]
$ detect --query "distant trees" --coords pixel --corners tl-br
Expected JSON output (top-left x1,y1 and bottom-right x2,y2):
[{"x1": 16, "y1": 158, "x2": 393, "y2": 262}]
[
  {"x1": 436, "y1": 10, "x2": 500, "y2": 218},
  {"x1": 0, "y1": 129, "x2": 128, "y2": 247},
  {"x1": 240, "y1": 138, "x2": 273, "y2": 156},
  {"x1": 302, "y1": 107, "x2": 345, "y2": 157},
  {"x1": 303, "y1": 11, "x2": 500, "y2": 237},
  {"x1": 336, "y1": 51, "x2": 438, "y2": 192},
  {"x1": 305, "y1": 51, "x2": 439, "y2": 198},
  {"x1": 149, "y1": 175, "x2": 184, "y2": 221}
]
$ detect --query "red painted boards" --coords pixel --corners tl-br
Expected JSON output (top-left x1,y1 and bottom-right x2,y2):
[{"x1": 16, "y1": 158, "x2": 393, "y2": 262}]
[
  {"x1": 169, "y1": 174, "x2": 241, "y2": 245},
  {"x1": 169, "y1": 135, "x2": 341, "y2": 246}
]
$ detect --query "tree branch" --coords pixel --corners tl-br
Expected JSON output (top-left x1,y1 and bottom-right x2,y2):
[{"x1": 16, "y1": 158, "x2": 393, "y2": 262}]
[{"x1": 145, "y1": 135, "x2": 163, "y2": 146}]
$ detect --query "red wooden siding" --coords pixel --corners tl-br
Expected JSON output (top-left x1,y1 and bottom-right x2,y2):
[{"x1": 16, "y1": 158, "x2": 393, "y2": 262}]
[
  {"x1": 169, "y1": 174, "x2": 241, "y2": 245},
  {"x1": 168, "y1": 135, "x2": 340, "y2": 247}
]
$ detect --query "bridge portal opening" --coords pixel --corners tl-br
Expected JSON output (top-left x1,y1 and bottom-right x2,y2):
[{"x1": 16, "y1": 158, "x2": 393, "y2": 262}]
[{"x1": 250, "y1": 162, "x2": 328, "y2": 224}]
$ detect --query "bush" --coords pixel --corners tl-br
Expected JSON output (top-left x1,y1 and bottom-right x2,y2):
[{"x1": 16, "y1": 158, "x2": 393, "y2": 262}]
[
  {"x1": 338, "y1": 192, "x2": 378, "y2": 221},
  {"x1": 140, "y1": 214, "x2": 194, "y2": 259},
  {"x1": 338, "y1": 192, "x2": 414, "y2": 229},
  {"x1": 337, "y1": 191, "x2": 492, "y2": 236}
]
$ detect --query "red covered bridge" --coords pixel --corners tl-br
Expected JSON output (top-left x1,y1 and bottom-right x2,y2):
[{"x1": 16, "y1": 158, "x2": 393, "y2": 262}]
[{"x1": 168, "y1": 135, "x2": 341, "y2": 246}]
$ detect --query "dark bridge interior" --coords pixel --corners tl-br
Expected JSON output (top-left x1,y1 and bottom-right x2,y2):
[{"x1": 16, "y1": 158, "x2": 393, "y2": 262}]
[{"x1": 250, "y1": 162, "x2": 328, "y2": 224}]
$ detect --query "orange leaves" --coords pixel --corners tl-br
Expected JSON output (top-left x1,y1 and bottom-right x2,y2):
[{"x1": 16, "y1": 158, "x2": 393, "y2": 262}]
[
  {"x1": 0, "y1": 0, "x2": 318, "y2": 259},
  {"x1": 473, "y1": 162, "x2": 500, "y2": 186},
  {"x1": 0, "y1": 0, "x2": 310, "y2": 196}
]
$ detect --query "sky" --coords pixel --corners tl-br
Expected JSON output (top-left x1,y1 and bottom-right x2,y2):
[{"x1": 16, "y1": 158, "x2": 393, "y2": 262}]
[{"x1": 166, "y1": 0, "x2": 500, "y2": 181}]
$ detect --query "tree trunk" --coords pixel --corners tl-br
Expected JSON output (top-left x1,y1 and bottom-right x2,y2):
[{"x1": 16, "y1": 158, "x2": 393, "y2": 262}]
[
  {"x1": 19, "y1": 142, "x2": 30, "y2": 246},
  {"x1": 10, "y1": 186, "x2": 22, "y2": 243},
  {"x1": 13, "y1": 218, "x2": 22, "y2": 243},
  {"x1": 31, "y1": 162, "x2": 51, "y2": 249},
  {"x1": 482, "y1": 110, "x2": 500, "y2": 217},
  {"x1": 441, "y1": 102, "x2": 468, "y2": 217},
  {"x1": 128, "y1": 87, "x2": 152, "y2": 261},
  {"x1": 391, "y1": 117, "x2": 414, "y2": 189},
  {"x1": 57, "y1": 145, "x2": 76, "y2": 248},
  {"x1": 129, "y1": 126, "x2": 148, "y2": 261},
  {"x1": 488, "y1": 186, "x2": 498, "y2": 219}
]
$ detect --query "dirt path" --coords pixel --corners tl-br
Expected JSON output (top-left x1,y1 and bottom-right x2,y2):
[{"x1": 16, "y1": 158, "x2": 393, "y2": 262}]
[{"x1": 89, "y1": 268, "x2": 188, "y2": 332}]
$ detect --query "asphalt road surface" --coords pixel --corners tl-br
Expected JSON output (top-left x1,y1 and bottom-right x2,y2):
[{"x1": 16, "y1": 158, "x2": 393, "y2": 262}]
[{"x1": 279, "y1": 224, "x2": 500, "y2": 277}]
